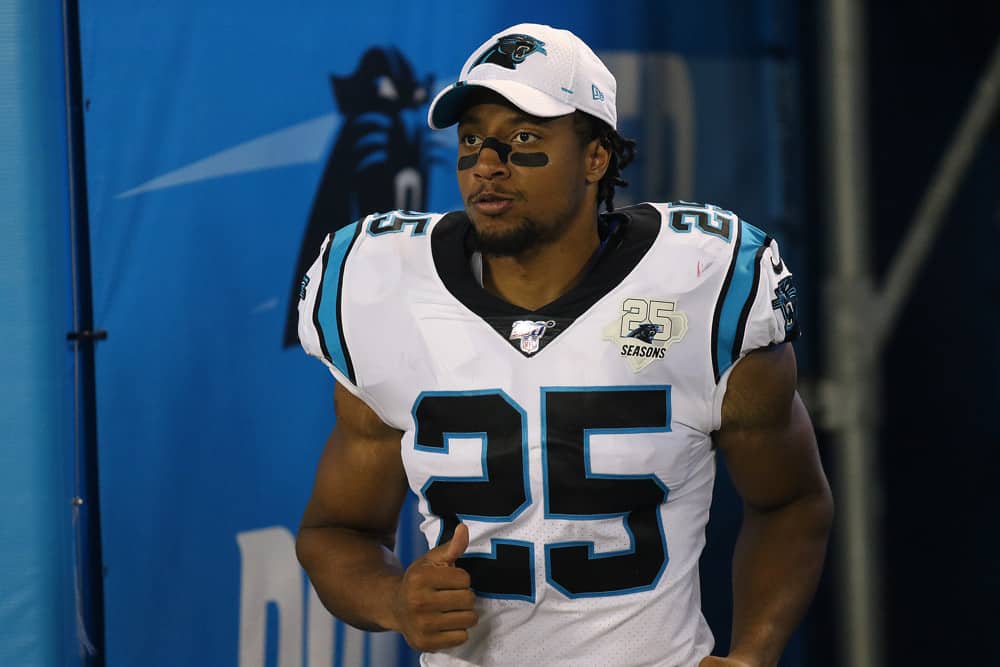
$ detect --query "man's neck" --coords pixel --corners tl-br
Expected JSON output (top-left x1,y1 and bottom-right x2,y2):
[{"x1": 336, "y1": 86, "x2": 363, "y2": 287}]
[{"x1": 481, "y1": 215, "x2": 601, "y2": 311}]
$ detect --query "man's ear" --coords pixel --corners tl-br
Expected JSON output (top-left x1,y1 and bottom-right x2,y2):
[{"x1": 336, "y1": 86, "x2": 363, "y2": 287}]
[{"x1": 584, "y1": 138, "x2": 611, "y2": 185}]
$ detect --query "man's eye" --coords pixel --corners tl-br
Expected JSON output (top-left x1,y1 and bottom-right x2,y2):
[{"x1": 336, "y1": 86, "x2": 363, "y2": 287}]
[
  {"x1": 462, "y1": 135, "x2": 482, "y2": 147},
  {"x1": 513, "y1": 131, "x2": 537, "y2": 143}
]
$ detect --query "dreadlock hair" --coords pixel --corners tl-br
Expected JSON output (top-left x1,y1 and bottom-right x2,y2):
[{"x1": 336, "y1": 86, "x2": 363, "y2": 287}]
[{"x1": 572, "y1": 111, "x2": 637, "y2": 213}]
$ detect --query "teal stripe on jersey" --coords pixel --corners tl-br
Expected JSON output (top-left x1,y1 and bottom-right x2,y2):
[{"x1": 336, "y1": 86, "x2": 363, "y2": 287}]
[
  {"x1": 715, "y1": 221, "x2": 768, "y2": 380},
  {"x1": 315, "y1": 220, "x2": 360, "y2": 381}
]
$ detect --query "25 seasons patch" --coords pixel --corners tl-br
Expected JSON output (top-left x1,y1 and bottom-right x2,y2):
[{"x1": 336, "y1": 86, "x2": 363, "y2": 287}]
[{"x1": 602, "y1": 298, "x2": 688, "y2": 372}]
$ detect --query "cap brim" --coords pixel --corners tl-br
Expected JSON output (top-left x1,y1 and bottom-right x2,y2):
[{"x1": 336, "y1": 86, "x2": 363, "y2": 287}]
[{"x1": 428, "y1": 80, "x2": 576, "y2": 130}]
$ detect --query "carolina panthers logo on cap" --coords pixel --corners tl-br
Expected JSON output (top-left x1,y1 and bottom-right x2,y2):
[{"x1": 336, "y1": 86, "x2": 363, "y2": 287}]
[{"x1": 471, "y1": 34, "x2": 546, "y2": 70}]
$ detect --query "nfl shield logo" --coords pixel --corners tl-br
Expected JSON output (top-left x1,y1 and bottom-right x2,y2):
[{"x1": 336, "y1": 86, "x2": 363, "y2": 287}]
[{"x1": 509, "y1": 320, "x2": 554, "y2": 355}]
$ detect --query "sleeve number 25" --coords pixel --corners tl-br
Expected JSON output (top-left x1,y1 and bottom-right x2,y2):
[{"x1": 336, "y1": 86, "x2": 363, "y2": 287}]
[{"x1": 412, "y1": 387, "x2": 671, "y2": 602}]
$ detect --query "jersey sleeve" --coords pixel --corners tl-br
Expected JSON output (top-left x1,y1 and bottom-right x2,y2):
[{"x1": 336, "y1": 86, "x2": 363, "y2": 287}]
[
  {"x1": 297, "y1": 220, "x2": 367, "y2": 396},
  {"x1": 739, "y1": 234, "x2": 801, "y2": 355},
  {"x1": 709, "y1": 220, "x2": 801, "y2": 427},
  {"x1": 712, "y1": 221, "x2": 802, "y2": 379}
]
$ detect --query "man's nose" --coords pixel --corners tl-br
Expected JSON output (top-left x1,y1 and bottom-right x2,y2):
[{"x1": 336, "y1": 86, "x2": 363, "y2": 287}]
[{"x1": 473, "y1": 145, "x2": 510, "y2": 178}]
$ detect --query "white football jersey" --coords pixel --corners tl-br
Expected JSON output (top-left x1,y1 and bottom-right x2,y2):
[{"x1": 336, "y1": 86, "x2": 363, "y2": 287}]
[{"x1": 298, "y1": 203, "x2": 799, "y2": 667}]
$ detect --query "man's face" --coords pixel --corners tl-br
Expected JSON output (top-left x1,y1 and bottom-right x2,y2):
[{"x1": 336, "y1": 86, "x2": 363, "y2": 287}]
[{"x1": 456, "y1": 95, "x2": 594, "y2": 257}]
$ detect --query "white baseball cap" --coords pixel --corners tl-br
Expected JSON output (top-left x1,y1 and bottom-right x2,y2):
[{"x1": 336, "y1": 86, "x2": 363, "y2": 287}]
[{"x1": 428, "y1": 23, "x2": 617, "y2": 131}]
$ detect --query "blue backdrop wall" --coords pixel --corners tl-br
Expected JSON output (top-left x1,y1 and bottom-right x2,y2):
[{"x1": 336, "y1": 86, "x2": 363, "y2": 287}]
[
  {"x1": 0, "y1": 2, "x2": 77, "y2": 666},
  {"x1": 73, "y1": 2, "x2": 804, "y2": 665}
]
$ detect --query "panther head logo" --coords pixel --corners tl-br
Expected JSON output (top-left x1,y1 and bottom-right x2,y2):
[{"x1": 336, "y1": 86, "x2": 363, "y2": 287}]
[
  {"x1": 626, "y1": 323, "x2": 661, "y2": 344},
  {"x1": 770, "y1": 276, "x2": 801, "y2": 338},
  {"x1": 471, "y1": 34, "x2": 546, "y2": 70}
]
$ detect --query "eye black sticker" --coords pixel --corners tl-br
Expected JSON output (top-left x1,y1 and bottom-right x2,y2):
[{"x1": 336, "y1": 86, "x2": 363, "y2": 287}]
[
  {"x1": 457, "y1": 153, "x2": 479, "y2": 170},
  {"x1": 481, "y1": 136, "x2": 512, "y2": 163},
  {"x1": 510, "y1": 152, "x2": 548, "y2": 167},
  {"x1": 457, "y1": 136, "x2": 549, "y2": 170}
]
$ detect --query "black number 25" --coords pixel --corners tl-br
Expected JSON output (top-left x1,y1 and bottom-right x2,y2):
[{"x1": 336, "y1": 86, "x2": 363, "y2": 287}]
[{"x1": 412, "y1": 386, "x2": 671, "y2": 602}]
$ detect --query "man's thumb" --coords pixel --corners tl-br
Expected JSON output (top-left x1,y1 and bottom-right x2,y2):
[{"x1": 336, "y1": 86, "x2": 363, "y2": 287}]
[{"x1": 429, "y1": 523, "x2": 469, "y2": 564}]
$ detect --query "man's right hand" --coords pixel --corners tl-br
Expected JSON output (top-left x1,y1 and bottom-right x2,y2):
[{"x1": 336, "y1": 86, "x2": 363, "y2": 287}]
[{"x1": 392, "y1": 522, "x2": 478, "y2": 652}]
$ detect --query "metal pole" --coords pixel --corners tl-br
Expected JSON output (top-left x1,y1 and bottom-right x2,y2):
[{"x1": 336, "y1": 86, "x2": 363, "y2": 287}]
[
  {"x1": 821, "y1": 1, "x2": 884, "y2": 666},
  {"x1": 62, "y1": 0, "x2": 105, "y2": 663},
  {"x1": 877, "y1": 38, "x2": 1000, "y2": 342}
]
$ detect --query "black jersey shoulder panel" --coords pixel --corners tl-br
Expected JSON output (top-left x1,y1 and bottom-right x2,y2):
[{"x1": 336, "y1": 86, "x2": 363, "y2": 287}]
[{"x1": 429, "y1": 204, "x2": 662, "y2": 357}]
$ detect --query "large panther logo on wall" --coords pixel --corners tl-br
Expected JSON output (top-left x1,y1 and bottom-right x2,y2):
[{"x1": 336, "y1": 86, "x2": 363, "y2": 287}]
[{"x1": 284, "y1": 47, "x2": 436, "y2": 346}]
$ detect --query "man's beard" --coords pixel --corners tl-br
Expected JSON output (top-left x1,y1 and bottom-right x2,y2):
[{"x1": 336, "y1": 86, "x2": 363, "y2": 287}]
[{"x1": 469, "y1": 215, "x2": 572, "y2": 258}]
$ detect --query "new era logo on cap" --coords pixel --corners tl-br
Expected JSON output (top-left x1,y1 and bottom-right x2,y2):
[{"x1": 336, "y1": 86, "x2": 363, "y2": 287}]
[{"x1": 428, "y1": 23, "x2": 617, "y2": 130}]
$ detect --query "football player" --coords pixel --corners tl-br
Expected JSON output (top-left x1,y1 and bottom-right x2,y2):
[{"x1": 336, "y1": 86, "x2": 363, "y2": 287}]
[{"x1": 296, "y1": 23, "x2": 832, "y2": 667}]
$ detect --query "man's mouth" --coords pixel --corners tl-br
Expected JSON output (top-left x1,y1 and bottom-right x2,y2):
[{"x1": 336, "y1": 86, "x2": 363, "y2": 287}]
[{"x1": 471, "y1": 191, "x2": 515, "y2": 216}]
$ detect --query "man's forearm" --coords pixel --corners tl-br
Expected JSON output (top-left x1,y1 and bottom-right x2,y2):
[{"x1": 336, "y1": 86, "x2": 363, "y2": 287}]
[
  {"x1": 727, "y1": 492, "x2": 833, "y2": 667},
  {"x1": 296, "y1": 525, "x2": 404, "y2": 632}
]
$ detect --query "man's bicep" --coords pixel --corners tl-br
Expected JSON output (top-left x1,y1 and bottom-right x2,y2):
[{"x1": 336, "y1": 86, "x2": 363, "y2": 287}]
[
  {"x1": 300, "y1": 383, "x2": 409, "y2": 546},
  {"x1": 715, "y1": 344, "x2": 829, "y2": 511}
]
